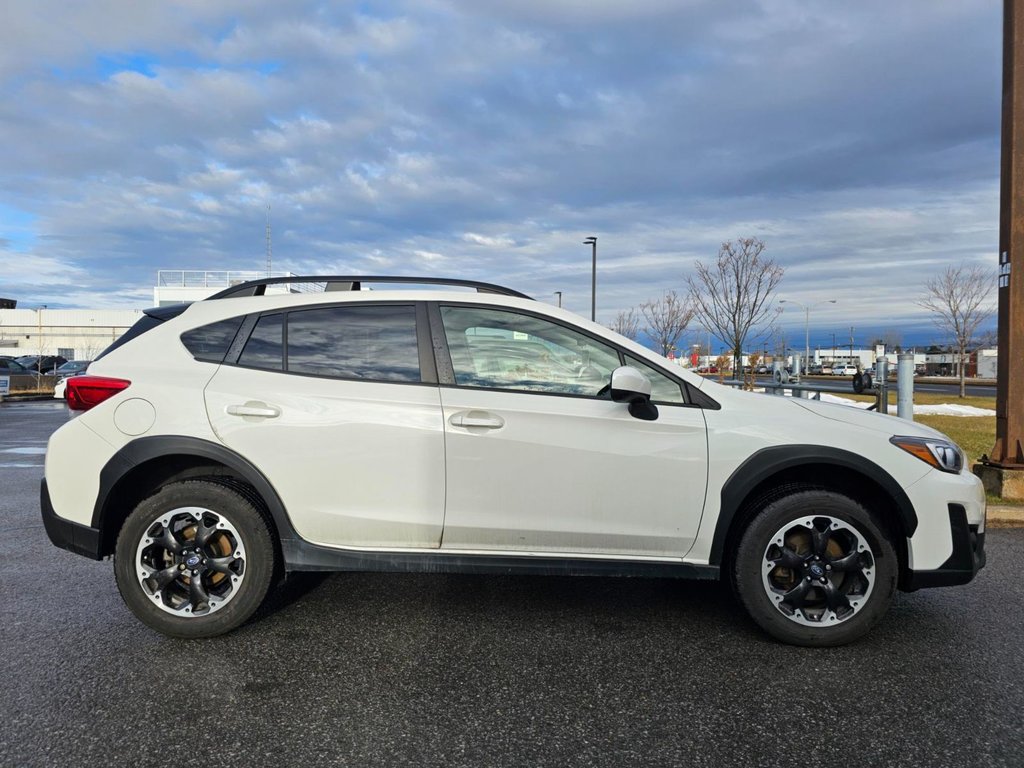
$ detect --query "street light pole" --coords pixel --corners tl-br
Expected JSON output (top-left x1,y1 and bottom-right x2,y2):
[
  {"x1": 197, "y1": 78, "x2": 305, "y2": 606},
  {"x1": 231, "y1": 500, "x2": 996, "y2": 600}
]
[
  {"x1": 553, "y1": 291, "x2": 562, "y2": 308},
  {"x1": 583, "y1": 236, "x2": 597, "y2": 321},
  {"x1": 779, "y1": 298, "x2": 836, "y2": 370}
]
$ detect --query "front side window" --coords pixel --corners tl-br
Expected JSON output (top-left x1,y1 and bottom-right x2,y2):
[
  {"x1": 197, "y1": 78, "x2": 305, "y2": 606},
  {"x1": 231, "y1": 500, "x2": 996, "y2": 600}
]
[{"x1": 440, "y1": 306, "x2": 621, "y2": 396}]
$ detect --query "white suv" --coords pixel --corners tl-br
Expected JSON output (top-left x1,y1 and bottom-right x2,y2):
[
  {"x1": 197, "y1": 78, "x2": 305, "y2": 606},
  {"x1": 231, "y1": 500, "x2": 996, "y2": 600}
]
[{"x1": 41, "y1": 276, "x2": 986, "y2": 646}]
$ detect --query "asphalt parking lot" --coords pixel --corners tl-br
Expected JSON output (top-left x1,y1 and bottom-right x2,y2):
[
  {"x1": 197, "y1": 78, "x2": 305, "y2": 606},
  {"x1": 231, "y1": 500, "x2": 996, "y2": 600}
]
[{"x1": 2, "y1": 401, "x2": 1023, "y2": 767}]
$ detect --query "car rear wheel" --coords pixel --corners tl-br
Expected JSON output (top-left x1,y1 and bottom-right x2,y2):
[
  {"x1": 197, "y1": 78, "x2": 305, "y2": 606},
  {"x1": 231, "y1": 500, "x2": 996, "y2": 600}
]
[
  {"x1": 114, "y1": 480, "x2": 276, "y2": 638},
  {"x1": 733, "y1": 489, "x2": 898, "y2": 646}
]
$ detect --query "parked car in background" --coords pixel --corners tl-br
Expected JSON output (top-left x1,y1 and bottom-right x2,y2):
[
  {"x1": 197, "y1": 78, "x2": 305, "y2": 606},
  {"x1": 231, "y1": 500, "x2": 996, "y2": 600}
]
[
  {"x1": 16, "y1": 355, "x2": 67, "y2": 374},
  {"x1": 833, "y1": 365, "x2": 858, "y2": 376},
  {"x1": 0, "y1": 358, "x2": 31, "y2": 375},
  {"x1": 53, "y1": 360, "x2": 90, "y2": 379}
]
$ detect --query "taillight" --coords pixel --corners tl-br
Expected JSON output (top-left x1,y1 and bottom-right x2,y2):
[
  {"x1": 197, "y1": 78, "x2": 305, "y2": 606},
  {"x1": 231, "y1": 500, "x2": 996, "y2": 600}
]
[{"x1": 66, "y1": 376, "x2": 131, "y2": 412}]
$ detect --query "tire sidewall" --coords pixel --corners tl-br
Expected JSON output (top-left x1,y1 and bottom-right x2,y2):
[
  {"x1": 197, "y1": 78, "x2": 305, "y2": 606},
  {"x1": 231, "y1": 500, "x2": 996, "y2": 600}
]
[
  {"x1": 114, "y1": 480, "x2": 275, "y2": 639},
  {"x1": 733, "y1": 490, "x2": 898, "y2": 647}
]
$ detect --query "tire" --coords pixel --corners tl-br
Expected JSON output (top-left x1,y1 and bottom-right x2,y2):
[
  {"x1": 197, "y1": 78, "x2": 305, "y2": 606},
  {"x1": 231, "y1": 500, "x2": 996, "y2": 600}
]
[
  {"x1": 732, "y1": 489, "x2": 897, "y2": 647},
  {"x1": 114, "y1": 479, "x2": 277, "y2": 638}
]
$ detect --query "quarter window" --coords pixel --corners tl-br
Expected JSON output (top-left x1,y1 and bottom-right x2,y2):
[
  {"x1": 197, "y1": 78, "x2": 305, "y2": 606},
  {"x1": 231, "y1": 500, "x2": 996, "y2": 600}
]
[
  {"x1": 180, "y1": 317, "x2": 244, "y2": 363},
  {"x1": 440, "y1": 306, "x2": 620, "y2": 396},
  {"x1": 624, "y1": 355, "x2": 686, "y2": 404}
]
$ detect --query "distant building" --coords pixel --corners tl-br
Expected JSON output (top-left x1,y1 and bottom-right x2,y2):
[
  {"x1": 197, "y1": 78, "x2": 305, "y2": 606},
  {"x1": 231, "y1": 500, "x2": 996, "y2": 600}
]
[
  {"x1": 0, "y1": 298, "x2": 16, "y2": 309},
  {"x1": 154, "y1": 270, "x2": 296, "y2": 306}
]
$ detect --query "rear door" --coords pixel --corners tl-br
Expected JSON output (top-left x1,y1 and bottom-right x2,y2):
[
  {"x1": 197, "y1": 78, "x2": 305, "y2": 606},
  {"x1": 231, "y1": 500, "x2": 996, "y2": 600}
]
[{"x1": 204, "y1": 302, "x2": 446, "y2": 549}]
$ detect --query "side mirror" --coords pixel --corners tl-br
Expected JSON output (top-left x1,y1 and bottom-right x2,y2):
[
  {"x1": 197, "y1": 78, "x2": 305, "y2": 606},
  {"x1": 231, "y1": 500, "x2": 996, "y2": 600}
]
[{"x1": 609, "y1": 366, "x2": 659, "y2": 421}]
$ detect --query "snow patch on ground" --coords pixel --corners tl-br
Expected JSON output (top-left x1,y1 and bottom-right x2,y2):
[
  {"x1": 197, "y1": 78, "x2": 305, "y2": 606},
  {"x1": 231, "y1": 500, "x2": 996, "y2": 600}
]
[{"x1": 818, "y1": 393, "x2": 995, "y2": 417}]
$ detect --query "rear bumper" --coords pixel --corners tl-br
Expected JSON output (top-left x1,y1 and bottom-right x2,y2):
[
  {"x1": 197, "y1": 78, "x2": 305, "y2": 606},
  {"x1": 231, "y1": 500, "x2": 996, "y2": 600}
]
[
  {"x1": 40, "y1": 479, "x2": 104, "y2": 560},
  {"x1": 902, "y1": 504, "x2": 986, "y2": 591}
]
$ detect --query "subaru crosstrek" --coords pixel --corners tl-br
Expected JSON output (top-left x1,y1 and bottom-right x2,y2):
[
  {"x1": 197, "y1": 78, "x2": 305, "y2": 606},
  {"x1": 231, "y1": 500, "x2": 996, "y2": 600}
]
[{"x1": 41, "y1": 276, "x2": 986, "y2": 645}]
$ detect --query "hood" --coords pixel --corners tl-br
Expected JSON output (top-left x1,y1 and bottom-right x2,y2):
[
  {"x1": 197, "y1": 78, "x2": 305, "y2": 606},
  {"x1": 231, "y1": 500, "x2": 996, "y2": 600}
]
[{"x1": 789, "y1": 396, "x2": 951, "y2": 441}]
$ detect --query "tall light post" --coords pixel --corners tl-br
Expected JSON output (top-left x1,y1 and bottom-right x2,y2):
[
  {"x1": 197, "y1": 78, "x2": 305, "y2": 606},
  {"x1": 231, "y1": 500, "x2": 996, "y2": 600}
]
[
  {"x1": 553, "y1": 291, "x2": 562, "y2": 308},
  {"x1": 779, "y1": 298, "x2": 836, "y2": 370},
  {"x1": 583, "y1": 236, "x2": 597, "y2": 321}
]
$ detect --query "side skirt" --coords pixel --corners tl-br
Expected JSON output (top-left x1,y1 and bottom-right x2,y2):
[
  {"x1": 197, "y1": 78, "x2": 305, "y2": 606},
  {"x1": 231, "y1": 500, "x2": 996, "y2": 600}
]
[{"x1": 281, "y1": 539, "x2": 720, "y2": 580}]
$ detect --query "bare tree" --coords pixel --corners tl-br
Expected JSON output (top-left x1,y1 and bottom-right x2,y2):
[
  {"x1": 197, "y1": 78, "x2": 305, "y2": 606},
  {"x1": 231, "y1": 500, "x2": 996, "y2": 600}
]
[
  {"x1": 639, "y1": 290, "x2": 695, "y2": 357},
  {"x1": 687, "y1": 238, "x2": 784, "y2": 374},
  {"x1": 916, "y1": 265, "x2": 995, "y2": 398},
  {"x1": 609, "y1": 308, "x2": 641, "y2": 340}
]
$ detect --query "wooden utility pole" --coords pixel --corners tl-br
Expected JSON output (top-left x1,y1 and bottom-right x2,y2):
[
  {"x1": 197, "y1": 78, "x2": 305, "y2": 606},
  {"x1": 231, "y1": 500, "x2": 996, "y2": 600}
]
[
  {"x1": 979, "y1": 0, "x2": 1024, "y2": 498},
  {"x1": 990, "y1": 0, "x2": 1024, "y2": 469}
]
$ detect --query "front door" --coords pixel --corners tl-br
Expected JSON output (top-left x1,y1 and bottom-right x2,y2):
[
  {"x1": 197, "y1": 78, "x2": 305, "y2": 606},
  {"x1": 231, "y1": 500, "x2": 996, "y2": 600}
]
[{"x1": 435, "y1": 304, "x2": 708, "y2": 558}]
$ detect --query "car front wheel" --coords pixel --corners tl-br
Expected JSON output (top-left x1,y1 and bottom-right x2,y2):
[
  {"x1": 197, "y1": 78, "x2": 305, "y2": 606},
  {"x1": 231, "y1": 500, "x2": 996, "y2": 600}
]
[
  {"x1": 733, "y1": 489, "x2": 898, "y2": 646},
  {"x1": 114, "y1": 479, "x2": 276, "y2": 638}
]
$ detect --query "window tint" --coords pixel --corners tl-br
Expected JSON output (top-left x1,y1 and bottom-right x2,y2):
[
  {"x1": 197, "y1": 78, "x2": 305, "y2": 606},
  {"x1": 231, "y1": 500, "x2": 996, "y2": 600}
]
[
  {"x1": 440, "y1": 306, "x2": 621, "y2": 396},
  {"x1": 624, "y1": 355, "x2": 686, "y2": 404},
  {"x1": 180, "y1": 317, "x2": 244, "y2": 363},
  {"x1": 239, "y1": 314, "x2": 284, "y2": 371},
  {"x1": 286, "y1": 305, "x2": 420, "y2": 382}
]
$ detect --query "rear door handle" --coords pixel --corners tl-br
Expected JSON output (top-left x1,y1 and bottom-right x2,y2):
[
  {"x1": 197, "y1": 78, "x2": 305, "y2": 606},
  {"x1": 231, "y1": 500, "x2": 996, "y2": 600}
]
[
  {"x1": 226, "y1": 402, "x2": 281, "y2": 418},
  {"x1": 449, "y1": 411, "x2": 505, "y2": 429}
]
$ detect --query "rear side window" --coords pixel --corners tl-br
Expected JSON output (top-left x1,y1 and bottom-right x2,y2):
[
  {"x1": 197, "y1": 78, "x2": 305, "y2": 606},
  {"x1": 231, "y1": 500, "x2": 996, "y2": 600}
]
[
  {"x1": 286, "y1": 305, "x2": 420, "y2": 382},
  {"x1": 233, "y1": 304, "x2": 421, "y2": 383},
  {"x1": 181, "y1": 317, "x2": 245, "y2": 363}
]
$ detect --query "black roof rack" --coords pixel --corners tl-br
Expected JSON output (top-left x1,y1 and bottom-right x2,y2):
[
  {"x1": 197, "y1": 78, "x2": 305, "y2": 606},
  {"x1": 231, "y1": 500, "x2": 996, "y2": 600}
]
[{"x1": 205, "y1": 275, "x2": 532, "y2": 301}]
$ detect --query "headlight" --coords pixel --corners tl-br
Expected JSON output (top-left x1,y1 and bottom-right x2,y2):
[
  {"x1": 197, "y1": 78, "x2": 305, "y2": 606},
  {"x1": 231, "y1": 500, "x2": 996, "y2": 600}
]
[{"x1": 890, "y1": 436, "x2": 964, "y2": 474}]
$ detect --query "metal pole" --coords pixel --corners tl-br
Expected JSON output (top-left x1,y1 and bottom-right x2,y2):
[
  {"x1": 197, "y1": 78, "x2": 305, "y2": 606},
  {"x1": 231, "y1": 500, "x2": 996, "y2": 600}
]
[
  {"x1": 591, "y1": 241, "x2": 596, "y2": 321},
  {"x1": 584, "y1": 236, "x2": 597, "y2": 321},
  {"x1": 804, "y1": 306, "x2": 810, "y2": 373},
  {"x1": 876, "y1": 357, "x2": 888, "y2": 414},
  {"x1": 897, "y1": 351, "x2": 914, "y2": 421},
  {"x1": 554, "y1": 291, "x2": 562, "y2": 308}
]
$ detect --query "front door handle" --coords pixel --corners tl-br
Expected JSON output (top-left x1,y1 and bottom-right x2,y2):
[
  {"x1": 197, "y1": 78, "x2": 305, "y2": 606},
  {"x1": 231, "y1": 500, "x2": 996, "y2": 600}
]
[
  {"x1": 226, "y1": 402, "x2": 281, "y2": 419},
  {"x1": 449, "y1": 411, "x2": 505, "y2": 429}
]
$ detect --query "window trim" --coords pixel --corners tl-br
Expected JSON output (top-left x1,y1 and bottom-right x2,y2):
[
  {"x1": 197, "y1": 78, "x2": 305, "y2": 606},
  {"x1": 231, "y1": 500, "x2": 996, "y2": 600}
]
[{"x1": 429, "y1": 301, "x2": 712, "y2": 408}]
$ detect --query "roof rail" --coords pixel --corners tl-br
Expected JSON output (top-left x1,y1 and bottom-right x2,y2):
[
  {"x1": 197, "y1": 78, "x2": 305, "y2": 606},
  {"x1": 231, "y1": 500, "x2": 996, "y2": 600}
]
[{"x1": 204, "y1": 275, "x2": 532, "y2": 301}]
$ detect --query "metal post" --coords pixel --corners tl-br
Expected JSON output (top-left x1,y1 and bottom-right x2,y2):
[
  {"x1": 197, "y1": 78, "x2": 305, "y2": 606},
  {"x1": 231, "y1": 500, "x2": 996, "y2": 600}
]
[
  {"x1": 793, "y1": 354, "x2": 806, "y2": 398},
  {"x1": 876, "y1": 357, "x2": 888, "y2": 414},
  {"x1": 584, "y1": 236, "x2": 597, "y2": 321},
  {"x1": 554, "y1": 291, "x2": 562, "y2": 308},
  {"x1": 897, "y1": 351, "x2": 914, "y2": 421},
  {"x1": 772, "y1": 361, "x2": 785, "y2": 395}
]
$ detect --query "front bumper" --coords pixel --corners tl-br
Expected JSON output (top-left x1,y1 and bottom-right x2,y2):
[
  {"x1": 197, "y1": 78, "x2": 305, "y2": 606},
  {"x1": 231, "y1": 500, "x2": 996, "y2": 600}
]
[
  {"x1": 40, "y1": 479, "x2": 104, "y2": 560},
  {"x1": 902, "y1": 504, "x2": 986, "y2": 591}
]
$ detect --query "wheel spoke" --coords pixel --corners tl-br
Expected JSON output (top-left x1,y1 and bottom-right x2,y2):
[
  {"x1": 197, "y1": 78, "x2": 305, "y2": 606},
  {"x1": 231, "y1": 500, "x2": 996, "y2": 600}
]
[
  {"x1": 781, "y1": 579, "x2": 813, "y2": 608},
  {"x1": 189, "y1": 576, "x2": 211, "y2": 611},
  {"x1": 769, "y1": 546, "x2": 805, "y2": 569},
  {"x1": 821, "y1": 580, "x2": 850, "y2": 613},
  {"x1": 154, "y1": 525, "x2": 184, "y2": 555},
  {"x1": 206, "y1": 555, "x2": 239, "y2": 576},
  {"x1": 811, "y1": 526, "x2": 831, "y2": 557},
  {"x1": 829, "y1": 550, "x2": 863, "y2": 573},
  {"x1": 193, "y1": 517, "x2": 219, "y2": 549},
  {"x1": 149, "y1": 565, "x2": 180, "y2": 591}
]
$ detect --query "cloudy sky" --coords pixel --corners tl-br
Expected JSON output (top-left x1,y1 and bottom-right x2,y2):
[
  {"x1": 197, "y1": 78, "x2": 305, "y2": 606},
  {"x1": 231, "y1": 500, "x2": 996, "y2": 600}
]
[{"x1": 0, "y1": 0, "x2": 1003, "y2": 348}]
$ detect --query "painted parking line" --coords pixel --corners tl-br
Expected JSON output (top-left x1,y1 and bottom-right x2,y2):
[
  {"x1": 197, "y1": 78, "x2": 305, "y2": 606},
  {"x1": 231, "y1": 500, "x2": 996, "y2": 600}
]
[
  {"x1": 0, "y1": 463, "x2": 43, "y2": 468},
  {"x1": 0, "y1": 447, "x2": 47, "y2": 454}
]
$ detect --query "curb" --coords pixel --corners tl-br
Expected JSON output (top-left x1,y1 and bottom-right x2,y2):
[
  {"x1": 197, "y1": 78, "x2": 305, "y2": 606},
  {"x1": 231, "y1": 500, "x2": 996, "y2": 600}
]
[{"x1": 988, "y1": 504, "x2": 1024, "y2": 528}]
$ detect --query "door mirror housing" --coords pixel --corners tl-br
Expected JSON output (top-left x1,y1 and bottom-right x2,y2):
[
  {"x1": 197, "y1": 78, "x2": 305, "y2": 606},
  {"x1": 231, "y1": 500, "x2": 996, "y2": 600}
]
[{"x1": 609, "y1": 366, "x2": 658, "y2": 421}]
